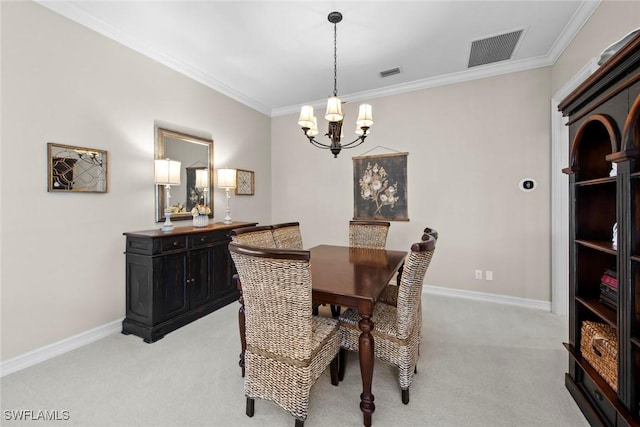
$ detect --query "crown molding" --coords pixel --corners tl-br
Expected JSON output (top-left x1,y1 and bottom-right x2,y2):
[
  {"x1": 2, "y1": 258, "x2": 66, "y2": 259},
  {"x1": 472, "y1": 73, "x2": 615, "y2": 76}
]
[
  {"x1": 37, "y1": 0, "x2": 602, "y2": 119},
  {"x1": 35, "y1": 1, "x2": 272, "y2": 116}
]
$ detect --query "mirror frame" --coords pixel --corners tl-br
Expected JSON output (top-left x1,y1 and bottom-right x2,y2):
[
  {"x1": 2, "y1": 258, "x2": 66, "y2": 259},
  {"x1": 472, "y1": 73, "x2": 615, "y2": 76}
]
[
  {"x1": 47, "y1": 142, "x2": 108, "y2": 193},
  {"x1": 155, "y1": 128, "x2": 214, "y2": 223}
]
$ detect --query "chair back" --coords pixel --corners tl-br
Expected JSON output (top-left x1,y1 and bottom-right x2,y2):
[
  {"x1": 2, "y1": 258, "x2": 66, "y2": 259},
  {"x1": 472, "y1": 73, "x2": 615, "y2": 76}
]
[
  {"x1": 230, "y1": 225, "x2": 277, "y2": 248},
  {"x1": 229, "y1": 242, "x2": 314, "y2": 362},
  {"x1": 396, "y1": 236, "x2": 436, "y2": 339},
  {"x1": 272, "y1": 222, "x2": 304, "y2": 249},
  {"x1": 349, "y1": 220, "x2": 390, "y2": 249}
]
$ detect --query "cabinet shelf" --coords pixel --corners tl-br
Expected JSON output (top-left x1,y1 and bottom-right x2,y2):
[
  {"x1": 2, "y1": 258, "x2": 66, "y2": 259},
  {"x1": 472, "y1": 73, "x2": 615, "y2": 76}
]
[
  {"x1": 576, "y1": 296, "x2": 617, "y2": 327},
  {"x1": 576, "y1": 239, "x2": 618, "y2": 255},
  {"x1": 632, "y1": 337, "x2": 640, "y2": 349},
  {"x1": 632, "y1": 255, "x2": 640, "y2": 263},
  {"x1": 575, "y1": 176, "x2": 618, "y2": 186}
]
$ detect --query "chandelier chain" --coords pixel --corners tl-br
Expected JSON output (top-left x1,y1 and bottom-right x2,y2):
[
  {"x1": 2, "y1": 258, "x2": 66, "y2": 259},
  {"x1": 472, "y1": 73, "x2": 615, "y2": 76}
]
[{"x1": 333, "y1": 21, "x2": 338, "y2": 97}]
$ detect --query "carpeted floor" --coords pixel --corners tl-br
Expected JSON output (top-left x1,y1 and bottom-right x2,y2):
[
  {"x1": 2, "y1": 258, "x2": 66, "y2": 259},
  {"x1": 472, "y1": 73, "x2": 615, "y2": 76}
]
[{"x1": 0, "y1": 293, "x2": 589, "y2": 426}]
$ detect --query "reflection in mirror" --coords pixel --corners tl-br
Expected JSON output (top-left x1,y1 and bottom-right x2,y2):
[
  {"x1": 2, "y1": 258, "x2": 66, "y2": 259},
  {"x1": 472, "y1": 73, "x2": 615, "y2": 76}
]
[
  {"x1": 155, "y1": 128, "x2": 214, "y2": 223},
  {"x1": 47, "y1": 143, "x2": 108, "y2": 193}
]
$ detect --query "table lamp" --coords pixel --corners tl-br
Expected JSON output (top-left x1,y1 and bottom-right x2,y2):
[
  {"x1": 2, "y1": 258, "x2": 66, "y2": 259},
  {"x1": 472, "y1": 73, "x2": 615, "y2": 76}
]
[
  {"x1": 154, "y1": 158, "x2": 181, "y2": 232},
  {"x1": 217, "y1": 168, "x2": 236, "y2": 224}
]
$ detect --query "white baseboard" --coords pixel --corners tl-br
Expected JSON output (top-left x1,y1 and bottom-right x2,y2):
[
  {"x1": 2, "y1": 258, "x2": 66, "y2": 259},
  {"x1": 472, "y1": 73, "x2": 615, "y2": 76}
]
[
  {"x1": 0, "y1": 319, "x2": 122, "y2": 377},
  {"x1": 424, "y1": 285, "x2": 552, "y2": 312}
]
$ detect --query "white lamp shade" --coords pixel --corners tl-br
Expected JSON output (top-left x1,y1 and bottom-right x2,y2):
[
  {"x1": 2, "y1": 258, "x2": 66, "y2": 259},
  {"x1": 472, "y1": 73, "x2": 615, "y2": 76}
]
[
  {"x1": 307, "y1": 116, "x2": 319, "y2": 137},
  {"x1": 195, "y1": 169, "x2": 208, "y2": 188},
  {"x1": 154, "y1": 158, "x2": 181, "y2": 185},
  {"x1": 356, "y1": 104, "x2": 374, "y2": 127},
  {"x1": 298, "y1": 105, "x2": 315, "y2": 128},
  {"x1": 325, "y1": 96, "x2": 344, "y2": 122},
  {"x1": 217, "y1": 168, "x2": 237, "y2": 189}
]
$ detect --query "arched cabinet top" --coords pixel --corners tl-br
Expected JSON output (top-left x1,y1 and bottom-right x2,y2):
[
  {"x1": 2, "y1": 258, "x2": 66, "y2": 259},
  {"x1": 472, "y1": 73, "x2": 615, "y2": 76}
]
[
  {"x1": 619, "y1": 93, "x2": 640, "y2": 160},
  {"x1": 567, "y1": 114, "x2": 620, "y2": 180}
]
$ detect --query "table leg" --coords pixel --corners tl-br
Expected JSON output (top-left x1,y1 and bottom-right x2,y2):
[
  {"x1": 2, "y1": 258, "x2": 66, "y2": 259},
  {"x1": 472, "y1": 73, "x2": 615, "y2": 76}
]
[
  {"x1": 358, "y1": 314, "x2": 375, "y2": 427},
  {"x1": 236, "y1": 274, "x2": 246, "y2": 377}
]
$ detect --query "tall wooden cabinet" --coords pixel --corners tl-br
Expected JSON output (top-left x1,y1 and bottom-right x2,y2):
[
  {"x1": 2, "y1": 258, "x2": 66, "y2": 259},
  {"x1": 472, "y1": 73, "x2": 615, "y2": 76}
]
[
  {"x1": 122, "y1": 221, "x2": 256, "y2": 343},
  {"x1": 559, "y1": 33, "x2": 640, "y2": 426}
]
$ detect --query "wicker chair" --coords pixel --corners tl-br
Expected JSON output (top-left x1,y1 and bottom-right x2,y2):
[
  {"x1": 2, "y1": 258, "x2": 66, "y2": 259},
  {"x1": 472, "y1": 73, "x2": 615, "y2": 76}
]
[
  {"x1": 348, "y1": 220, "x2": 390, "y2": 249},
  {"x1": 230, "y1": 225, "x2": 277, "y2": 248},
  {"x1": 229, "y1": 242, "x2": 341, "y2": 427},
  {"x1": 338, "y1": 236, "x2": 436, "y2": 405},
  {"x1": 379, "y1": 227, "x2": 438, "y2": 306},
  {"x1": 272, "y1": 222, "x2": 304, "y2": 249}
]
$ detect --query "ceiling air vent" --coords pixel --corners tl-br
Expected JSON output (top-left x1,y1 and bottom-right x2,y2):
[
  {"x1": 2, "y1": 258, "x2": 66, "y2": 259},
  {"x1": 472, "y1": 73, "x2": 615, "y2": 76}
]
[
  {"x1": 380, "y1": 67, "x2": 401, "y2": 78},
  {"x1": 468, "y1": 29, "x2": 523, "y2": 68}
]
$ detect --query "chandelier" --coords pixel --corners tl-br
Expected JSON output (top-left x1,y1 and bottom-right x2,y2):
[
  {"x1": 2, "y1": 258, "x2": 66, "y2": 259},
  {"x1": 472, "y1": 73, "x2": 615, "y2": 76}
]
[{"x1": 298, "y1": 11, "x2": 373, "y2": 158}]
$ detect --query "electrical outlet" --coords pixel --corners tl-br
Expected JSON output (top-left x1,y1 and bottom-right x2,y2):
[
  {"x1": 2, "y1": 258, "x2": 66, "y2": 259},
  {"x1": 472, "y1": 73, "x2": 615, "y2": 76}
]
[
  {"x1": 485, "y1": 270, "x2": 493, "y2": 281},
  {"x1": 475, "y1": 270, "x2": 483, "y2": 280}
]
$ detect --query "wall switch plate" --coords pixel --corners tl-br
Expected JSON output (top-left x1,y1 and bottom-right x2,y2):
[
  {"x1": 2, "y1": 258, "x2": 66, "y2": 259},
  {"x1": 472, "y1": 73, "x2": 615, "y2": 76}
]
[
  {"x1": 475, "y1": 270, "x2": 483, "y2": 280},
  {"x1": 485, "y1": 270, "x2": 493, "y2": 280}
]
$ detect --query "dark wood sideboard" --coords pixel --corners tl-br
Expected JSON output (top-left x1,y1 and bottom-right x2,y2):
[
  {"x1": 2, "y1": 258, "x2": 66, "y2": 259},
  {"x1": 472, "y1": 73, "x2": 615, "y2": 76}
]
[
  {"x1": 559, "y1": 32, "x2": 640, "y2": 426},
  {"x1": 122, "y1": 221, "x2": 257, "y2": 343}
]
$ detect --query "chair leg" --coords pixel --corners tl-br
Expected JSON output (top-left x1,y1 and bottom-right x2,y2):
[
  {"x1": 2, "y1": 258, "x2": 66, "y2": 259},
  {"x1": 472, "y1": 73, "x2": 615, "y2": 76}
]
[
  {"x1": 294, "y1": 419, "x2": 304, "y2": 427},
  {"x1": 330, "y1": 354, "x2": 339, "y2": 386},
  {"x1": 246, "y1": 397, "x2": 255, "y2": 417},
  {"x1": 414, "y1": 365, "x2": 417, "y2": 374},
  {"x1": 338, "y1": 348, "x2": 347, "y2": 381},
  {"x1": 402, "y1": 388, "x2": 410, "y2": 404},
  {"x1": 330, "y1": 305, "x2": 341, "y2": 318}
]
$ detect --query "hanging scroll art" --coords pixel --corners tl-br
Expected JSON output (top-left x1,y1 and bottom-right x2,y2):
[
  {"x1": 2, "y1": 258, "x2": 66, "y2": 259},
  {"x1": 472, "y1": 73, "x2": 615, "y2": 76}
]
[{"x1": 352, "y1": 152, "x2": 408, "y2": 221}]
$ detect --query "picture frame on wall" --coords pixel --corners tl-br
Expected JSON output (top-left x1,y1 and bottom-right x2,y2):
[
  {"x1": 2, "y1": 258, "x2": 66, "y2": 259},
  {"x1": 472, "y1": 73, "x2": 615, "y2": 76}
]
[
  {"x1": 353, "y1": 152, "x2": 408, "y2": 221},
  {"x1": 47, "y1": 142, "x2": 108, "y2": 193},
  {"x1": 235, "y1": 169, "x2": 255, "y2": 195}
]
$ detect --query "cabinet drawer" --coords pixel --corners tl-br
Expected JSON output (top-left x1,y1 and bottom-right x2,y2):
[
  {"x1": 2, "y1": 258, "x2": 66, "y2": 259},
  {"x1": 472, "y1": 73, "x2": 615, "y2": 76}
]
[
  {"x1": 581, "y1": 371, "x2": 617, "y2": 426},
  {"x1": 160, "y1": 236, "x2": 187, "y2": 252},
  {"x1": 190, "y1": 231, "x2": 229, "y2": 248}
]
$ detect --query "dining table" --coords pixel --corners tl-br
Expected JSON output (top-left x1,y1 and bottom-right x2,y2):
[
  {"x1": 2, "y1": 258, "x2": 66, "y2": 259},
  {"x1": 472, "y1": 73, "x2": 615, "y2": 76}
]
[{"x1": 236, "y1": 244, "x2": 407, "y2": 427}]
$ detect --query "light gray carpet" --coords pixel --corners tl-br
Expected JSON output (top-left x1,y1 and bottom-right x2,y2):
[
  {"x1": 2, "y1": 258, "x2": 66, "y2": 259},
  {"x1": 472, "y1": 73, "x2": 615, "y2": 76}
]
[{"x1": 1, "y1": 294, "x2": 588, "y2": 426}]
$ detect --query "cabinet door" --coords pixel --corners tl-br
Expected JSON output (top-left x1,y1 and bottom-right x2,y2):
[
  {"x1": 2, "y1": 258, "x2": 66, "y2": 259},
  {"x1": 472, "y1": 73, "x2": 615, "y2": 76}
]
[
  {"x1": 189, "y1": 247, "x2": 214, "y2": 308},
  {"x1": 156, "y1": 253, "x2": 189, "y2": 322},
  {"x1": 210, "y1": 241, "x2": 234, "y2": 298}
]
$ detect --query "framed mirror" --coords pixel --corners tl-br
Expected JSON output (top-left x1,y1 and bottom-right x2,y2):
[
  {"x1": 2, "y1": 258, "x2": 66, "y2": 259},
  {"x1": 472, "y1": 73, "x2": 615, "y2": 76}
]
[
  {"x1": 47, "y1": 143, "x2": 108, "y2": 192},
  {"x1": 155, "y1": 128, "x2": 214, "y2": 223}
]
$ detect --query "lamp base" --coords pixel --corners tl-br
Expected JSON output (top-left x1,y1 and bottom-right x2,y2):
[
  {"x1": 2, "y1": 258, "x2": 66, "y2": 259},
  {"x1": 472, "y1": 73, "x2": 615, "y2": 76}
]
[{"x1": 161, "y1": 209, "x2": 174, "y2": 232}]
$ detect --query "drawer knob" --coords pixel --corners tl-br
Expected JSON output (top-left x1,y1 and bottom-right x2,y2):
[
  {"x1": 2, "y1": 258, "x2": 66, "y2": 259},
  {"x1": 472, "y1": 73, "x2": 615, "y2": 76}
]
[
  {"x1": 200, "y1": 237, "x2": 205, "y2": 242},
  {"x1": 593, "y1": 390, "x2": 603, "y2": 401},
  {"x1": 173, "y1": 242, "x2": 178, "y2": 246}
]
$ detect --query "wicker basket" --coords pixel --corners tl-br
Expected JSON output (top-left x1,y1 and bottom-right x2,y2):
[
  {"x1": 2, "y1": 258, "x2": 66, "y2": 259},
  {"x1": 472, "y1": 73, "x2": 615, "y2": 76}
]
[{"x1": 580, "y1": 320, "x2": 618, "y2": 392}]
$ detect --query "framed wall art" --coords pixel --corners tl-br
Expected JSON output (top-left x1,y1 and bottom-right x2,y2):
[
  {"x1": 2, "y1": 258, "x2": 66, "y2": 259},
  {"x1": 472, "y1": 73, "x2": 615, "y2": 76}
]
[
  {"x1": 235, "y1": 169, "x2": 255, "y2": 195},
  {"x1": 47, "y1": 143, "x2": 108, "y2": 193},
  {"x1": 353, "y1": 152, "x2": 408, "y2": 221}
]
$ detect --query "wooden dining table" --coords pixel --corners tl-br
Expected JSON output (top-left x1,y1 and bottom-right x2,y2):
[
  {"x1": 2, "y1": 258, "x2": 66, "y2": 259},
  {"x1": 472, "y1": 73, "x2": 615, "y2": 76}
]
[{"x1": 236, "y1": 244, "x2": 407, "y2": 427}]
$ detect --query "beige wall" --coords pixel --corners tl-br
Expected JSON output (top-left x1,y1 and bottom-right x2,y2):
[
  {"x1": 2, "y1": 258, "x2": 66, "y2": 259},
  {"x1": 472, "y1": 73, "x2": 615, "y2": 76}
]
[
  {"x1": 0, "y1": 2, "x2": 271, "y2": 361},
  {"x1": 272, "y1": 66, "x2": 553, "y2": 302}
]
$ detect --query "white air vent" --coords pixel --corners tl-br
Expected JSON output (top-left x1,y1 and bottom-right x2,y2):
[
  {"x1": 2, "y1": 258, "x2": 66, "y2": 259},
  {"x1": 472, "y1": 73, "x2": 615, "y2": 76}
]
[
  {"x1": 380, "y1": 67, "x2": 401, "y2": 78},
  {"x1": 468, "y1": 29, "x2": 523, "y2": 68}
]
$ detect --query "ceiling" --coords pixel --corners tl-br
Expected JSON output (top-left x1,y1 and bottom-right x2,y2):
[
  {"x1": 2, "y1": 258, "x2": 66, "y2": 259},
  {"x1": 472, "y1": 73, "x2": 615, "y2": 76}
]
[{"x1": 37, "y1": 1, "x2": 601, "y2": 116}]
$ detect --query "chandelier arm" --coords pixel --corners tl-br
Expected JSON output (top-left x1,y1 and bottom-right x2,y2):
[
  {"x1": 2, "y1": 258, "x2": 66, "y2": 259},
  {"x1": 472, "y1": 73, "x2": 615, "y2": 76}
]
[
  {"x1": 308, "y1": 137, "x2": 333, "y2": 149},
  {"x1": 340, "y1": 136, "x2": 368, "y2": 149}
]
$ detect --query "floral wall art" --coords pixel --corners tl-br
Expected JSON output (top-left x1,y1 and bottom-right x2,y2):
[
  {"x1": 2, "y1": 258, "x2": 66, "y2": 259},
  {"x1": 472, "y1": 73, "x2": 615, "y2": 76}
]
[{"x1": 353, "y1": 152, "x2": 408, "y2": 221}]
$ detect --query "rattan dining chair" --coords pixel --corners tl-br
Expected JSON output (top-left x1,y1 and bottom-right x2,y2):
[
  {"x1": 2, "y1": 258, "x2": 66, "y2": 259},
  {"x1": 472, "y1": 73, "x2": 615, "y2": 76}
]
[
  {"x1": 272, "y1": 222, "x2": 304, "y2": 249},
  {"x1": 348, "y1": 220, "x2": 391, "y2": 249},
  {"x1": 230, "y1": 225, "x2": 277, "y2": 248},
  {"x1": 379, "y1": 227, "x2": 438, "y2": 306},
  {"x1": 338, "y1": 235, "x2": 436, "y2": 405},
  {"x1": 229, "y1": 242, "x2": 341, "y2": 427}
]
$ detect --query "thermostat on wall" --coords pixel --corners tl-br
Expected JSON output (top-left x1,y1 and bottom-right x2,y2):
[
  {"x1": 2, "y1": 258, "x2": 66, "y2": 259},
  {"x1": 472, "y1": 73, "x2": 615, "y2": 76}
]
[{"x1": 519, "y1": 178, "x2": 536, "y2": 192}]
